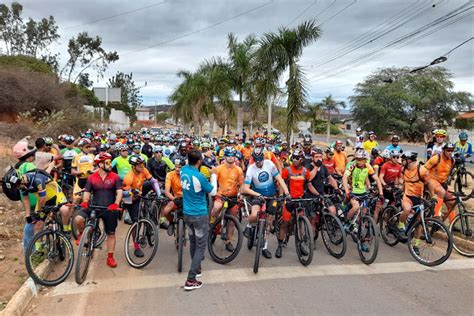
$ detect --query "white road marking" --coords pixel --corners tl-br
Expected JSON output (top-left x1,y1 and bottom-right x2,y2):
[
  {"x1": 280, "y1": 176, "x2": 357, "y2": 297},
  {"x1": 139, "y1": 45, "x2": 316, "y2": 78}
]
[{"x1": 50, "y1": 259, "x2": 474, "y2": 297}]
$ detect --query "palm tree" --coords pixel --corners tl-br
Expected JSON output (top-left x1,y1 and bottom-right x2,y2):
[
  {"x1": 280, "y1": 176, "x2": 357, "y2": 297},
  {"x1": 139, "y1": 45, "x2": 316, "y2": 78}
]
[
  {"x1": 318, "y1": 94, "x2": 345, "y2": 142},
  {"x1": 257, "y1": 20, "x2": 321, "y2": 141},
  {"x1": 226, "y1": 33, "x2": 258, "y2": 136}
]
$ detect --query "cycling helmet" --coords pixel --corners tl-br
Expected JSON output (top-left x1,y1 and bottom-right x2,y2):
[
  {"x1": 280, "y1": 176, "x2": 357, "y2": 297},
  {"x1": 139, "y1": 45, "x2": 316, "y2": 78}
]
[
  {"x1": 371, "y1": 148, "x2": 379, "y2": 156},
  {"x1": 178, "y1": 142, "x2": 187, "y2": 150},
  {"x1": 459, "y1": 131, "x2": 468, "y2": 141},
  {"x1": 13, "y1": 138, "x2": 36, "y2": 160},
  {"x1": 119, "y1": 143, "x2": 129, "y2": 151},
  {"x1": 335, "y1": 140, "x2": 343, "y2": 146},
  {"x1": 356, "y1": 127, "x2": 362, "y2": 133},
  {"x1": 108, "y1": 134, "x2": 117, "y2": 141},
  {"x1": 99, "y1": 144, "x2": 110, "y2": 152},
  {"x1": 381, "y1": 149, "x2": 390, "y2": 159},
  {"x1": 43, "y1": 137, "x2": 53, "y2": 145},
  {"x1": 401, "y1": 151, "x2": 417, "y2": 161},
  {"x1": 174, "y1": 158, "x2": 185, "y2": 166},
  {"x1": 223, "y1": 147, "x2": 237, "y2": 157},
  {"x1": 325, "y1": 147, "x2": 334, "y2": 154},
  {"x1": 391, "y1": 135, "x2": 400, "y2": 142},
  {"x1": 390, "y1": 149, "x2": 400, "y2": 157},
  {"x1": 354, "y1": 150, "x2": 367, "y2": 160},
  {"x1": 313, "y1": 147, "x2": 323, "y2": 155},
  {"x1": 78, "y1": 138, "x2": 92, "y2": 147},
  {"x1": 303, "y1": 137, "x2": 312, "y2": 145},
  {"x1": 281, "y1": 141, "x2": 288, "y2": 146},
  {"x1": 64, "y1": 135, "x2": 75, "y2": 145},
  {"x1": 229, "y1": 139, "x2": 236, "y2": 145},
  {"x1": 442, "y1": 143, "x2": 455, "y2": 151},
  {"x1": 143, "y1": 134, "x2": 151, "y2": 140},
  {"x1": 292, "y1": 149, "x2": 304, "y2": 160},
  {"x1": 434, "y1": 129, "x2": 447, "y2": 137},
  {"x1": 192, "y1": 139, "x2": 200, "y2": 147},
  {"x1": 129, "y1": 154, "x2": 145, "y2": 166},
  {"x1": 127, "y1": 138, "x2": 135, "y2": 145},
  {"x1": 94, "y1": 152, "x2": 112, "y2": 165},
  {"x1": 153, "y1": 145, "x2": 163, "y2": 153},
  {"x1": 201, "y1": 141, "x2": 211, "y2": 149},
  {"x1": 132, "y1": 143, "x2": 141, "y2": 150},
  {"x1": 368, "y1": 131, "x2": 375, "y2": 136},
  {"x1": 255, "y1": 137, "x2": 265, "y2": 146},
  {"x1": 251, "y1": 147, "x2": 264, "y2": 162}
]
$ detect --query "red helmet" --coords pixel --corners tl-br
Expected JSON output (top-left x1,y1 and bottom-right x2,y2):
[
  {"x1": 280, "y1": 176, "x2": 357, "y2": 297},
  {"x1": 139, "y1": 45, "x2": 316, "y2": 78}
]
[{"x1": 94, "y1": 152, "x2": 112, "y2": 165}]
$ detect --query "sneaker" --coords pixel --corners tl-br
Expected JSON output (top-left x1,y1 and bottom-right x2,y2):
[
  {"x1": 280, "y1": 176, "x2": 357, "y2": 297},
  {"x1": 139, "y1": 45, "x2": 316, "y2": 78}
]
[
  {"x1": 397, "y1": 226, "x2": 407, "y2": 240},
  {"x1": 107, "y1": 257, "x2": 117, "y2": 268},
  {"x1": 124, "y1": 218, "x2": 133, "y2": 225},
  {"x1": 134, "y1": 248, "x2": 144, "y2": 258},
  {"x1": 75, "y1": 233, "x2": 82, "y2": 246},
  {"x1": 167, "y1": 223, "x2": 175, "y2": 237},
  {"x1": 262, "y1": 248, "x2": 272, "y2": 259},
  {"x1": 275, "y1": 245, "x2": 282, "y2": 258},
  {"x1": 359, "y1": 243, "x2": 370, "y2": 253},
  {"x1": 159, "y1": 222, "x2": 169, "y2": 230},
  {"x1": 413, "y1": 246, "x2": 420, "y2": 256},
  {"x1": 243, "y1": 226, "x2": 252, "y2": 238},
  {"x1": 184, "y1": 279, "x2": 203, "y2": 291},
  {"x1": 225, "y1": 242, "x2": 235, "y2": 253},
  {"x1": 196, "y1": 269, "x2": 202, "y2": 278}
]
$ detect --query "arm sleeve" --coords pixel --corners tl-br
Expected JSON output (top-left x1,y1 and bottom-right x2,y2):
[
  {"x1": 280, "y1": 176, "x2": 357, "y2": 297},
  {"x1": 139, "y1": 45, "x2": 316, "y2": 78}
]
[
  {"x1": 114, "y1": 176, "x2": 123, "y2": 190},
  {"x1": 281, "y1": 167, "x2": 289, "y2": 180},
  {"x1": 85, "y1": 178, "x2": 92, "y2": 193}
]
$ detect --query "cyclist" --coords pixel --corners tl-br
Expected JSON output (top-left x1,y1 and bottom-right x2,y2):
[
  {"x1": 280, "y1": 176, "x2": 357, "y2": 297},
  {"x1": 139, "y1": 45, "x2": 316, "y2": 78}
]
[
  {"x1": 397, "y1": 151, "x2": 430, "y2": 254},
  {"x1": 370, "y1": 148, "x2": 384, "y2": 172},
  {"x1": 354, "y1": 127, "x2": 364, "y2": 149},
  {"x1": 147, "y1": 145, "x2": 175, "y2": 183},
  {"x1": 162, "y1": 159, "x2": 184, "y2": 235},
  {"x1": 333, "y1": 140, "x2": 348, "y2": 177},
  {"x1": 34, "y1": 138, "x2": 55, "y2": 171},
  {"x1": 322, "y1": 147, "x2": 336, "y2": 175},
  {"x1": 172, "y1": 142, "x2": 188, "y2": 163},
  {"x1": 60, "y1": 135, "x2": 80, "y2": 181},
  {"x1": 307, "y1": 148, "x2": 340, "y2": 207},
  {"x1": 375, "y1": 150, "x2": 402, "y2": 223},
  {"x1": 363, "y1": 131, "x2": 378, "y2": 153},
  {"x1": 430, "y1": 129, "x2": 447, "y2": 157},
  {"x1": 141, "y1": 134, "x2": 154, "y2": 159},
  {"x1": 242, "y1": 148, "x2": 290, "y2": 259},
  {"x1": 132, "y1": 143, "x2": 148, "y2": 162},
  {"x1": 424, "y1": 143, "x2": 456, "y2": 222},
  {"x1": 385, "y1": 135, "x2": 403, "y2": 153},
  {"x1": 71, "y1": 138, "x2": 95, "y2": 203},
  {"x1": 75, "y1": 152, "x2": 122, "y2": 268},
  {"x1": 200, "y1": 141, "x2": 218, "y2": 180},
  {"x1": 111, "y1": 144, "x2": 132, "y2": 180},
  {"x1": 302, "y1": 137, "x2": 313, "y2": 168},
  {"x1": 342, "y1": 150, "x2": 383, "y2": 250},
  {"x1": 210, "y1": 147, "x2": 244, "y2": 252},
  {"x1": 455, "y1": 131, "x2": 472, "y2": 157}
]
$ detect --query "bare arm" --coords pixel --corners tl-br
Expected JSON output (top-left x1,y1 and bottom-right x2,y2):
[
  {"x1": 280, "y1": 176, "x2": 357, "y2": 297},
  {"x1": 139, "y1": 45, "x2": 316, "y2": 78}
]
[
  {"x1": 275, "y1": 174, "x2": 289, "y2": 196},
  {"x1": 242, "y1": 183, "x2": 261, "y2": 197}
]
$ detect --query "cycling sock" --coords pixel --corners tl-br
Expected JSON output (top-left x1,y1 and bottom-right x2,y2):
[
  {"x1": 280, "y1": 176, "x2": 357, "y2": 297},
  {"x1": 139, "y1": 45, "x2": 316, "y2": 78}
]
[
  {"x1": 108, "y1": 252, "x2": 114, "y2": 259},
  {"x1": 134, "y1": 242, "x2": 140, "y2": 250},
  {"x1": 263, "y1": 241, "x2": 268, "y2": 250},
  {"x1": 447, "y1": 209, "x2": 456, "y2": 222},
  {"x1": 397, "y1": 222, "x2": 405, "y2": 229},
  {"x1": 434, "y1": 197, "x2": 444, "y2": 217},
  {"x1": 63, "y1": 224, "x2": 71, "y2": 232}
]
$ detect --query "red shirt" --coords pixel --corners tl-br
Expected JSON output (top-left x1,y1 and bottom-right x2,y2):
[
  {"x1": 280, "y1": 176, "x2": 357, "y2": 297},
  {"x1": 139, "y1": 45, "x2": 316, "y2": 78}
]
[
  {"x1": 281, "y1": 165, "x2": 311, "y2": 198},
  {"x1": 322, "y1": 158, "x2": 335, "y2": 174},
  {"x1": 380, "y1": 162, "x2": 402, "y2": 184}
]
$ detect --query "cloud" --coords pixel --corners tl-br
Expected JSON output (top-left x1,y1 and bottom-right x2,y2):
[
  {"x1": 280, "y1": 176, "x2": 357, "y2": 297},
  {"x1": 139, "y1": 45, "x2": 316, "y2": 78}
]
[{"x1": 18, "y1": 0, "x2": 474, "y2": 104}]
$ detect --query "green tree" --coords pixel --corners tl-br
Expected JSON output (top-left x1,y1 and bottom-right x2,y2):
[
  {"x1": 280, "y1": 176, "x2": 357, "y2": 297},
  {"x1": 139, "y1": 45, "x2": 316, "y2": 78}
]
[
  {"x1": 317, "y1": 95, "x2": 345, "y2": 141},
  {"x1": 108, "y1": 71, "x2": 143, "y2": 123},
  {"x1": 0, "y1": 2, "x2": 59, "y2": 57},
  {"x1": 61, "y1": 32, "x2": 119, "y2": 82},
  {"x1": 257, "y1": 20, "x2": 321, "y2": 141},
  {"x1": 350, "y1": 67, "x2": 472, "y2": 141}
]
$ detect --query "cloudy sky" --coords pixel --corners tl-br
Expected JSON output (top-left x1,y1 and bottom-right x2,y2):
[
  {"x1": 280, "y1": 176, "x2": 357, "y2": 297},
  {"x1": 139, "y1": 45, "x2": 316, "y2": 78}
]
[{"x1": 19, "y1": 0, "x2": 474, "y2": 105}]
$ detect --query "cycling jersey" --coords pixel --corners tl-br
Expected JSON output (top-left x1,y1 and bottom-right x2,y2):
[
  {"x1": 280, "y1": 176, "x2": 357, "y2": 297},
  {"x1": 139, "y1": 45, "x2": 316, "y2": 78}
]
[
  {"x1": 147, "y1": 156, "x2": 174, "y2": 182},
  {"x1": 60, "y1": 147, "x2": 81, "y2": 172},
  {"x1": 424, "y1": 154, "x2": 453, "y2": 184},
  {"x1": 165, "y1": 170, "x2": 183, "y2": 197},
  {"x1": 322, "y1": 158, "x2": 335, "y2": 174},
  {"x1": 354, "y1": 135, "x2": 364, "y2": 148},
  {"x1": 111, "y1": 156, "x2": 132, "y2": 180},
  {"x1": 21, "y1": 171, "x2": 66, "y2": 209},
  {"x1": 333, "y1": 151, "x2": 347, "y2": 175},
  {"x1": 281, "y1": 165, "x2": 310, "y2": 198},
  {"x1": 431, "y1": 143, "x2": 443, "y2": 156},
  {"x1": 403, "y1": 163, "x2": 429, "y2": 197},
  {"x1": 308, "y1": 164, "x2": 330, "y2": 195},
  {"x1": 216, "y1": 164, "x2": 244, "y2": 197},
  {"x1": 344, "y1": 164, "x2": 375, "y2": 194},
  {"x1": 35, "y1": 151, "x2": 54, "y2": 170},
  {"x1": 455, "y1": 141, "x2": 473, "y2": 155},
  {"x1": 123, "y1": 168, "x2": 153, "y2": 192},
  {"x1": 71, "y1": 153, "x2": 95, "y2": 179},
  {"x1": 363, "y1": 140, "x2": 378, "y2": 153},
  {"x1": 385, "y1": 144, "x2": 402, "y2": 153},
  {"x1": 85, "y1": 171, "x2": 122, "y2": 207},
  {"x1": 244, "y1": 160, "x2": 279, "y2": 197},
  {"x1": 380, "y1": 161, "x2": 402, "y2": 184},
  {"x1": 141, "y1": 143, "x2": 154, "y2": 158},
  {"x1": 180, "y1": 165, "x2": 214, "y2": 216},
  {"x1": 241, "y1": 147, "x2": 253, "y2": 160}
]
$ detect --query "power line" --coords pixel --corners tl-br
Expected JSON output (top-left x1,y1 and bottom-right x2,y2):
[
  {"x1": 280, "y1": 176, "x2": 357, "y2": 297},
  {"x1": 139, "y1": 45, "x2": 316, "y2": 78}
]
[
  {"x1": 286, "y1": 0, "x2": 318, "y2": 27},
  {"x1": 442, "y1": 36, "x2": 474, "y2": 56},
  {"x1": 124, "y1": 0, "x2": 274, "y2": 55},
  {"x1": 319, "y1": 0, "x2": 357, "y2": 26},
  {"x1": 313, "y1": 0, "x2": 337, "y2": 21},
  {"x1": 64, "y1": 1, "x2": 168, "y2": 30}
]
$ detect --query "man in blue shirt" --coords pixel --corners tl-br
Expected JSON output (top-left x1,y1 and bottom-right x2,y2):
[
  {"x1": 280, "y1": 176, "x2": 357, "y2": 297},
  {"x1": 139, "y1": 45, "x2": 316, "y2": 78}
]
[
  {"x1": 180, "y1": 149, "x2": 216, "y2": 291},
  {"x1": 385, "y1": 135, "x2": 403, "y2": 153},
  {"x1": 455, "y1": 131, "x2": 473, "y2": 157}
]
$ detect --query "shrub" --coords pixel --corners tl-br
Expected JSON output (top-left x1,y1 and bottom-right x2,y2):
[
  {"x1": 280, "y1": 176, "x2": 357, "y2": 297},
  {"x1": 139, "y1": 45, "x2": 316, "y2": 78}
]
[{"x1": 0, "y1": 55, "x2": 54, "y2": 74}]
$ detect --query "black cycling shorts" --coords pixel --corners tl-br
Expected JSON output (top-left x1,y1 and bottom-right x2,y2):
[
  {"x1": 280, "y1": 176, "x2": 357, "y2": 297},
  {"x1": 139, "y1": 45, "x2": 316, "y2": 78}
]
[
  {"x1": 78, "y1": 208, "x2": 119, "y2": 235},
  {"x1": 250, "y1": 197, "x2": 278, "y2": 215}
]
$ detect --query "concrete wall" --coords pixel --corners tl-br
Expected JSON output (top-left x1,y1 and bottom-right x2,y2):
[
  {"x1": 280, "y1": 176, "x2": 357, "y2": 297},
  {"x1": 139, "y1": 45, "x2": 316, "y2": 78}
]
[{"x1": 83, "y1": 105, "x2": 130, "y2": 130}]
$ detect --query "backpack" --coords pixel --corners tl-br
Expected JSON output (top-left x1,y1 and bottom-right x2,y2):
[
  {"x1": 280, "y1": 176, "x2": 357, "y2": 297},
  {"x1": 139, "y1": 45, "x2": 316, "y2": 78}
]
[
  {"x1": 284, "y1": 166, "x2": 308, "y2": 195},
  {"x1": 1, "y1": 166, "x2": 21, "y2": 201}
]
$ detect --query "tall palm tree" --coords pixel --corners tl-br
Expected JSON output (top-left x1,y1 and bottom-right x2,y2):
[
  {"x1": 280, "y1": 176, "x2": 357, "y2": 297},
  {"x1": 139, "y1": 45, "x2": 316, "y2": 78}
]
[
  {"x1": 257, "y1": 20, "x2": 321, "y2": 141},
  {"x1": 318, "y1": 94, "x2": 345, "y2": 142},
  {"x1": 226, "y1": 33, "x2": 258, "y2": 135}
]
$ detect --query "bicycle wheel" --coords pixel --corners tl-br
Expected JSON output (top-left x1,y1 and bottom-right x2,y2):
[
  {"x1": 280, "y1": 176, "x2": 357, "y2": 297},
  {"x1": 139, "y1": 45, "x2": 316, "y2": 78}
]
[
  {"x1": 454, "y1": 171, "x2": 474, "y2": 195},
  {"x1": 379, "y1": 206, "x2": 400, "y2": 247},
  {"x1": 295, "y1": 216, "x2": 314, "y2": 266},
  {"x1": 177, "y1": 218, "x2": 184, "y2": 272},
  {"x1": 75, "y1": 225, "x2": 94, "y2": 284},
  {"x1": 321, "y1": 213, "x2": 347, "y2": 259},
  {"x1": 208, "y1": 214, "x2": 243, "y2": 264},
  {"x1": 357, "y1": 215, "x2": 378, "y2": 265},
  {"x1": 25, "y1": 230, "x2": 74, "y2": 287},
  {"x1": 253, "y1": 220, "x2": 265, "y2": 274},
  {"x1": 407, "y1": 218, "x2": 453, "y2": 266},
  {"x1": 125, "y1": 219, "x2": 159, "y2": 268},
  {"x1": 94, "y1": 218, "x2": 107, "y2": 248},
  {"x1": 450, "y1": 212, "x2": 474, "y2": 257}
]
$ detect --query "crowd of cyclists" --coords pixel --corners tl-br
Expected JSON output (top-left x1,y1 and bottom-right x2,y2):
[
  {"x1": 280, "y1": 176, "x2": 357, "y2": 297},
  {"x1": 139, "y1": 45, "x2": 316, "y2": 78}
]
[{"x1": 3, "y1": 125, "x2": 473, "y2": 291}]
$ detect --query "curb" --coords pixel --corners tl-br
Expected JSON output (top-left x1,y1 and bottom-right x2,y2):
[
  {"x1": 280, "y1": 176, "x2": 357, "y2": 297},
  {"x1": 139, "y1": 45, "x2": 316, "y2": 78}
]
[{"x1": 1, "y1": 261, "x2": 49, "y2": 316}]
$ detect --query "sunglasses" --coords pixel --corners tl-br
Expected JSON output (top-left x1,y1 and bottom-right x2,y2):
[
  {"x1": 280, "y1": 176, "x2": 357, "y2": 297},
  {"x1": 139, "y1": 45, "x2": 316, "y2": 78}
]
[
  {"x1": 391, "y1": 156, "x2": 400, "y2": 159},
  {"x1": 104, "y1": 160, "x2": 112, "y2": 166},
  {"x1": 356, "y1": 158, "x2": 366, "y2": 161}
]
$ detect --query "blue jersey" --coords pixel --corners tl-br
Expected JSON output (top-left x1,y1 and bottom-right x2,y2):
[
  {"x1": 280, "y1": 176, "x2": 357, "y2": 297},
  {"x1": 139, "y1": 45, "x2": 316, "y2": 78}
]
[
  {"x1": 180, "y1": 165, "x2": 213, "y2": 216},
  {"x1": 455, "y1": 141, "x2": 472, "y2": 155},
  {"x1": 244, "y1": 160, "x2": 279, "y2": 197},
  {"x1": 385, "y1": 144, "x2": 402, "y2": 153}
]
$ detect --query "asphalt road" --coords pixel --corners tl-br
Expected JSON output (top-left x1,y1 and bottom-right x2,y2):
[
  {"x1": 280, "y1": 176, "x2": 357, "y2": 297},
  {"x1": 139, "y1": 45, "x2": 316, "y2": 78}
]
[{"x1": 27, "y1": 220, "x2": 474, "y2": 316}]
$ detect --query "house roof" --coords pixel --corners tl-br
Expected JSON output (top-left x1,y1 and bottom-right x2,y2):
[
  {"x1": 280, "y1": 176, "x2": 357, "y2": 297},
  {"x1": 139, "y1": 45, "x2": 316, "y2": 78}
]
[{"x1": 458, "y1": 112, "x2": 474, "y2": 119}]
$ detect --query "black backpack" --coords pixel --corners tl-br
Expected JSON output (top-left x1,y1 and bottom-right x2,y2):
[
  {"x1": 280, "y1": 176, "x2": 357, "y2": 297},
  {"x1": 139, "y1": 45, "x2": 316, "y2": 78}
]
[{"x1": 1, "y1": 166, "x2": 21, "y2": 201}]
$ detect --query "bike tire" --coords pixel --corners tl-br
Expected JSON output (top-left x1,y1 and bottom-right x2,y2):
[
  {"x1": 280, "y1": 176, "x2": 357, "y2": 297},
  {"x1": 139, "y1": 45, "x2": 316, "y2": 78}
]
[
  {"x1": 253, "y1": 220, "x2": 265, "y2": 274},
  {"x1": 379, "y1": 206, "x2": 400, "y2": 247},
  {"x1": 75, "y1": 225, "x2": 94, "y2": 284},
  {"x1": 124, "y1": 219, "x2": 159, "y2": 269},
  {"x1": 357, "y1": 215, "x2": 378, "y2": 265},
  {"x1": 208, "y1": 214, "x2": 243, "y2": 264},
  {"x1": 25, "y1": 230, "x2": 74, "y2": 287},
  {"x1": 321, "y1": 213, "x2": 347, "y2": 259},
  {"x1": 408, "y1": 218, "x2": 453, "y2": 266},
  {"x1": 450, "y1": 212, "x2": 474, "y2": 257},
  {"x1": 177, "y1": 218, "x2": 184, "y2": 272},
  {"x1": 295, "y1": 216, "x2": 314, "y2": 266}
]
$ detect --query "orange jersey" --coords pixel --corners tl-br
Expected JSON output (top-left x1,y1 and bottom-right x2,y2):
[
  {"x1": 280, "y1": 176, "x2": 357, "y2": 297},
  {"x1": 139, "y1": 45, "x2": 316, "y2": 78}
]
[
  {"x1": 216, "y1": 164, "x2": 244, "y2": 197},
  {"x1": 165, "y1": 170, "x2": 182, "y2": 197},
  {"x1": 123, "y1": 168, "x2": 152, "y2": 191},
  {"x1": 248, "y1": 150, "x2": 278, "y2": 165},
  {"x1": 403, "y1": 163, "x2": 429, "y2": 197},
  {"x1": 333, "y1": 151, "x2": 348, "y2": 175},
  {"x1": 424, "y1": 154, "x2": 453, "y2": 184},
  {"x1": 241, "y1": 147, "x2": 253, "y2": 160}
]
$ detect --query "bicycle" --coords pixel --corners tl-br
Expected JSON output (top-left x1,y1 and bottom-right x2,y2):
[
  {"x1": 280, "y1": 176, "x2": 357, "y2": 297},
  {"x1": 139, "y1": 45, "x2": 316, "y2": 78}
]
[
  {"x1": 342, "y1": 194, "x2": 379, "y2": 265},
  {"x1": 310, "y1": 195, "x2": 347, "y2": 259},
  {"x1": 124, "y1": 194, "x2": 159, "y2": 269},
  {"x1": 165, "y1": 198, "x2": 186, "y2": 272},
  {"x1": 208, "y1": 196, "x2": 243, "y2": 264},
  {"x1": 448, "y1": 153, "x2": 473, "y2": 196},
  {"x1": 379, "y1": 197, "x2": 453, "y2": 266},
  {"x1": 273, "y1": 198, "x2": 314, "y2": 266},
  {"x1": 244, "y1": 196, "x2": 284, "y2": 274},
  {"x1": 58, "y1": 171, "x2": 74, "y2": 203},
  {"x1": 25, "y1": 202, "x2": 75, "y2": 286},
  {"x1": 75, "y1": 205, "x2": 121, "y2": 284}
]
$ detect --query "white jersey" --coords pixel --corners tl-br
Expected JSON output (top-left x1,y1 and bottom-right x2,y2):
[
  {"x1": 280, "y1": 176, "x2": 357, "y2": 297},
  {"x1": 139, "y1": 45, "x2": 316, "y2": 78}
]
[
  {"x1": 244, "y1": 160, "x2": 279, "y2": 197},
  {"x1": 432, "y1": 143, "x2": 444, "y2": 156}
]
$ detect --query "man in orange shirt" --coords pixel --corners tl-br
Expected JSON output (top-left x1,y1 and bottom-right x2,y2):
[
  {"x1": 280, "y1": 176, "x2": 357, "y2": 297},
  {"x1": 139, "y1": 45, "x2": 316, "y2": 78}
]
[
  {"x1": 333, "y1": 140, "x2": 348, "y2": 176},
  {"x1": 424, "y1": 143, "x2": 456, "y2": 221},
  {"x1": 163, "y1": 159, "x2": 184, "y2": 233},
  {"x1": 210, "y1": 147, "x2": 244, "y2": 252},
  {"x1": 248, "y1": 138, "x2": 281, "y2": 173}
]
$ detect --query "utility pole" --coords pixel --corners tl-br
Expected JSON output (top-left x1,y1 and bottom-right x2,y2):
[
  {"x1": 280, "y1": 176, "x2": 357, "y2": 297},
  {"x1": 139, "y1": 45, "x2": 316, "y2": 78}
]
[
  {"x1": 267, "y1": 100, "x2": 272, "y2": 135},
  {"x1": 154, "y1": 100, "x2": 157, "y2": 126}
]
